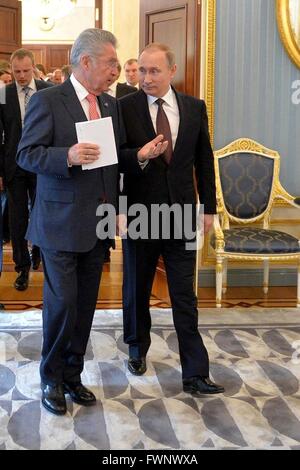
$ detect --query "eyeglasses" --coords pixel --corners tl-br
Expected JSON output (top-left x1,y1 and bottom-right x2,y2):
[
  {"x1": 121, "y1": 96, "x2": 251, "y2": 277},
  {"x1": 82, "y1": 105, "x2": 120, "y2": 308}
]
[{"x1": 92, "y1": 56, "x2": 119, "y2": 69}]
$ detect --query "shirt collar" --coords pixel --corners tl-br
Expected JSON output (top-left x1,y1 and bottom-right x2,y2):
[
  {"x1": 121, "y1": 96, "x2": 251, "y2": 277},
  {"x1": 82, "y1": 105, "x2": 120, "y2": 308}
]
[
  {"x1": 147, "y1": 86, "x2": 175, "y2": 107},
  {"x1": 126, "y1": 82, "x2": 138, "y2": 88},
  {"x1": 108, "y1": 81, "x2": 117, "y2": 93},
  {"x1": 16, "y1": 78, "x2": 36, "y2": 93},
  {"x1": 70, "y1": 73, "x2": 91, "y2": 101}
]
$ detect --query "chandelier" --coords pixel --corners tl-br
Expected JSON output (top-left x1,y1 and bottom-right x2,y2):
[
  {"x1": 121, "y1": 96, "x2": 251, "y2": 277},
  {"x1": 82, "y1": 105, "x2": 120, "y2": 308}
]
[{"x1": 22, "y1": 0, "x2": 77, "y2": 31}]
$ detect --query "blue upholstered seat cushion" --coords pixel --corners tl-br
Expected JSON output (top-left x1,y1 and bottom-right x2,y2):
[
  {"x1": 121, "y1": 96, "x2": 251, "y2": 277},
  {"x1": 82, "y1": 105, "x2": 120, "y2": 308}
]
[
  {"x1": 211, "y1": 227, "x2": 300, "y2": 254},
  {"x1": 218, "y1": 153, "x2": 274, "y2": 219}
]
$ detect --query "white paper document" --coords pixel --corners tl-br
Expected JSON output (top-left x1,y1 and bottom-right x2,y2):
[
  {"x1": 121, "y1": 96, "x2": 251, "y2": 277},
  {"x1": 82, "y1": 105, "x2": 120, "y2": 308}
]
[{"x1": 75, "y1": 116, "x2": 118, "y2": 170}]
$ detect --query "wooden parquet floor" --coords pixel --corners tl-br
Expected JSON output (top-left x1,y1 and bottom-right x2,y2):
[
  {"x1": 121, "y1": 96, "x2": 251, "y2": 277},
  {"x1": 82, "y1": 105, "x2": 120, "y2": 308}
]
[{"x1": 0, "y1": 242, "x2": 298, "y2": 310}]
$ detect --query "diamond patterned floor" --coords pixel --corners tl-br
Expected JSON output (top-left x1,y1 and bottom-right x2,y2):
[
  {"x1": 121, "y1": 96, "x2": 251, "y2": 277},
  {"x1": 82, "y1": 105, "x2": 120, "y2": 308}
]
[{"x1": 0, "y1": 308, "x2": 300, "y2": 450}]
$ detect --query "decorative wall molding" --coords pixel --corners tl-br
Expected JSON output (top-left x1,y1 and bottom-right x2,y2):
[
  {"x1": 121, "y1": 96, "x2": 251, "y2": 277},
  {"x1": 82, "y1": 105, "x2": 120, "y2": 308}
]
[{"x1": 204, "y1": 0, "x2": 216, "y2": 146}]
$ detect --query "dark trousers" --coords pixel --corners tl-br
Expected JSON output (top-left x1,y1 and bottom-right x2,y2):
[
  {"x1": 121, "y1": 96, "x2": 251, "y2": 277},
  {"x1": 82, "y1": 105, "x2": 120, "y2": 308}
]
[
  {"x1": 0, "y1": 207, "x2": 2, "y2": 273},
  {"x1": 40, "y1": 240, "x2": 106, "y2": 386},
  {"x1": 122, "y1": 238, "x2": 209, "y2": 379},
  {"x1": 1, "y1": 191, "x2": 10, "y2": 242},
  {"x1": 6, "y1": 170, "x2": 39, "y2": 272}
]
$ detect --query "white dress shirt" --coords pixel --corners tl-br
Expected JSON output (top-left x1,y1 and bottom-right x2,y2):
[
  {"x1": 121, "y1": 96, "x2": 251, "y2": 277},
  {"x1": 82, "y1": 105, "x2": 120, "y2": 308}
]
[
  {"x1": 70, "y1": 73, "x2": 101, "y2": 119},
  {"x1": 106, "y1": 81, "x2": 117, "y2": 98},
  {"x1": 126, "y1": 82, "x2": 138, "y2": 89},
  {"x1": 16, "y1": 78, "x2": 37, "y2": 126}
]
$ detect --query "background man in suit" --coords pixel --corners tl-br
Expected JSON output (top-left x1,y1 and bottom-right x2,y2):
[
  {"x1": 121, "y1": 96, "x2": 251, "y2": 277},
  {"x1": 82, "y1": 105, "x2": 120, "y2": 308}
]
[
  {"x1": 105, "y1": 62, "x2": 136, "y2": 263},
  {"x1": 119, "y1": 43, "x2": 224, "y2": 396},
  {"x1": 17, "y1": 29, "x2": 122, "y2": 416},
  {"x1": 0, "y1": 49, "x2": 51, "y2": 291},
  {"x1": 0, "y1": 113, "x2": 4, "y2": 309},
  {"x1": 106, "y1": 62, "x2": 136, "y2": 100},
  {"x1": 123, "y1": 58, "x2": 139, "y2": 88}
]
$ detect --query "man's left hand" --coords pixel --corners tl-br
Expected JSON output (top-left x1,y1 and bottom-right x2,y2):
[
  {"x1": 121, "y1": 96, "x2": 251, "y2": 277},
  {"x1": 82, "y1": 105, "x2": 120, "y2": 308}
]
[
  {"x1": 203, "y1": 214, "x2": 214, "y2": 234},
  {"x1": 116, "y1": 214, "x2": 127, "y2": 238}
]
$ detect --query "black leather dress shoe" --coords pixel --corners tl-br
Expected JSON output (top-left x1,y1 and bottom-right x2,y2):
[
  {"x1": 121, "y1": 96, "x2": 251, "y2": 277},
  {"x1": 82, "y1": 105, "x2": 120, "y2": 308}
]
[
  {"x1": 41, "y1": 383, "x2": 67, "y2": 415},
  {"x1": 14, "y1": 270, "x2": 29, "y2": 291},
  {"x1": 63, "y1": 382, "x2": 96, "y2": 406},
  {"x1": 183, "y1": 376, "x2": 225, "y2": 395},
  {"x1": 128, "y1": 357, "x2": 147, "y2": 376}
]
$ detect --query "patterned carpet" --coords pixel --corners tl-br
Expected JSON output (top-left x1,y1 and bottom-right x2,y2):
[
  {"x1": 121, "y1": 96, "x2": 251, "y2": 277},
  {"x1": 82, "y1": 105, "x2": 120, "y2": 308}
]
[{"x1": 0, "y1": 308, "x2": 300, "y2": 450}]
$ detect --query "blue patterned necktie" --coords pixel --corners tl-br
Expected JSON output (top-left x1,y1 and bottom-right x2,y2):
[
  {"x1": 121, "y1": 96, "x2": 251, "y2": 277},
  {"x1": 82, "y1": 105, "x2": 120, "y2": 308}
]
[{"x1": 22, "y1": 86, "x2": 31, "y2": 110}]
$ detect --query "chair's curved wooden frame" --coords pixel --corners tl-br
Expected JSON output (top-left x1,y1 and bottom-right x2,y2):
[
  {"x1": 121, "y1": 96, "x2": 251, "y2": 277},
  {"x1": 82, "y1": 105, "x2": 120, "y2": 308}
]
[{"x1": 212, "y1": 138, "x2": 300, "y2": 308}]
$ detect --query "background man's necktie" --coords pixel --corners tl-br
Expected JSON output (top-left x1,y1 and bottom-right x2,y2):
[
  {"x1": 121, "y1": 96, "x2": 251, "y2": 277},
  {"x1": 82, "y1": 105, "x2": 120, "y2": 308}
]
[
  {"x1": 156, "y1": 98, "x2": 173, "y2": 164},
  {"x1": 22, "y1": 86, "x2": 32, "y2": 110},
  {"x1": 86, "y1": 93, "x2": 100, "y2": 120}
]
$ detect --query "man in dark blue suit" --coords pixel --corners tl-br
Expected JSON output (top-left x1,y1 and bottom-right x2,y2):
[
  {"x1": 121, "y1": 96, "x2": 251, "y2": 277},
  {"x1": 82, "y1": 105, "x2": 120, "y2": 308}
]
[
  {"x1": 0, "y1": 49, "x2": 52, "y2": 291},
  {"x1": 17, "y1": 29, "x2": 123, "y2": 416},
  {"x1": 119, "y1": 43, "x2": 224, "y2": 396}
]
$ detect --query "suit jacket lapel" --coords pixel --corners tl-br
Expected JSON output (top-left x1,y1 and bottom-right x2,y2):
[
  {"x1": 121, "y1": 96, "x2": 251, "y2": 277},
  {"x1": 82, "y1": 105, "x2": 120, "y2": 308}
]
[
  {"x1": 9, "y1": 84, "x2": 22, "y2": 128},
  {"x1": 173, "y1": 90, "x2": 187, "y2": 157},
  {"x1": 98, "y1": 93, "x2": 111, "y2": 118},
  {"x1": 35, "y1": 79, "x2": 44, "y2": 91},
  {"x1": 59, "y1": 79, "x2": 87, "y2": 123}
]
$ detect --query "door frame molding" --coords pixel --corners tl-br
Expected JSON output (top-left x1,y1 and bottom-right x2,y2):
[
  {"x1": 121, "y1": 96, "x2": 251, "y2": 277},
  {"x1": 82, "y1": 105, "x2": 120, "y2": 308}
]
[{"x1": 195, "y1": 0, "x2": 216, "y2": 287}]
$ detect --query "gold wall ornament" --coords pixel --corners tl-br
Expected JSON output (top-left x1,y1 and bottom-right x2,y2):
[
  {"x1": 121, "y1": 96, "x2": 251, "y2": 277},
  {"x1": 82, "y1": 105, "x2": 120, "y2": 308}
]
[
  {"x1": 205, "y1": 0, "x2": 216, "y2": 146},
  {"x1": 276, "y1": 0, "x2": 300, "y2": 68}
]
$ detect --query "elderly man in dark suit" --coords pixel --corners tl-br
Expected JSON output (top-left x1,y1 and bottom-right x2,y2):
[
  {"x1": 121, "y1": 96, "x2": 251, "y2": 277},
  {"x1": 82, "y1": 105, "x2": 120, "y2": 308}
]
[
  {"x1": 0, "y1": 49, "x2": 52, "y2": 291},
  {"x1": 17, "y1": 29, "x2": 124, "y2": 416},
  {"x1": 17, "y1": 32, "x2": 165, "y2": 416},
  {"x1": 119, "y1": 43, "x2": 224, "y2": 396}
]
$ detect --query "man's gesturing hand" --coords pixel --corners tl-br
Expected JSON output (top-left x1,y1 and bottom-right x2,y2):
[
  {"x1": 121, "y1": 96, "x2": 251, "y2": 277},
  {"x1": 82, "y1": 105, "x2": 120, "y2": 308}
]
[
  {"x1": 68, "y1": 143, "x2": 100, "y2": 166},
  {"x1": 137, "y1": 134, "x2": 168, "y2": 163}
]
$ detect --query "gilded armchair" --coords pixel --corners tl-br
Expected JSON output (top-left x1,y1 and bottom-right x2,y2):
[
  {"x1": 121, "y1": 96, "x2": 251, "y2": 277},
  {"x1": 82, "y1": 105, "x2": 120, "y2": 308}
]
[{"x1": 210, "y1": 138, "x2": 300, "y2": 307}]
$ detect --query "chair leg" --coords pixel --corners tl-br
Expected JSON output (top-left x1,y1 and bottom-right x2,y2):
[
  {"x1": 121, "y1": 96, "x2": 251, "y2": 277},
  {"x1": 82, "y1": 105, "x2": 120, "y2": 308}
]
[
  {"x1": 263, "y1": 260, "x2": 269, "y2": 294},
  {"x1": 222, "y1": 259, "x2": 228, "y2": 294},
  {"x1": 216, "y1": 256, "x2": 223, "y2": 308},
  {"x1": 297, "y1": 262, "x2": 300, "y2": 308}
]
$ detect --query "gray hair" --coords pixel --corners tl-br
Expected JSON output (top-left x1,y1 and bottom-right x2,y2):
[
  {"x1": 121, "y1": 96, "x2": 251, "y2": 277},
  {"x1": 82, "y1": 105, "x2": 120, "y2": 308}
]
[{"x1": 70, "y1": 28, "x2": 117, "y2": 68}]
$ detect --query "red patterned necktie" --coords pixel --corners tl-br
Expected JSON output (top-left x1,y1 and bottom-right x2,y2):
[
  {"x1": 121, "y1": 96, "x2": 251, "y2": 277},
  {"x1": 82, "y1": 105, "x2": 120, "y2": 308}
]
[
  {"x1": 156, "y1": 98, "x2": 173, "y2": 164},
  {"x1": 86, "y1": 93, "x2": 100, "y2": 120}
]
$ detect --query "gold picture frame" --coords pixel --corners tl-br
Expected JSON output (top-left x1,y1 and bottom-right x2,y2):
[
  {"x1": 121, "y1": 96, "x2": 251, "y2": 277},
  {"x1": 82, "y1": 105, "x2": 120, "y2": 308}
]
[{"x1": 276, "y1": 0, "x2": 300, "y2": 69}]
